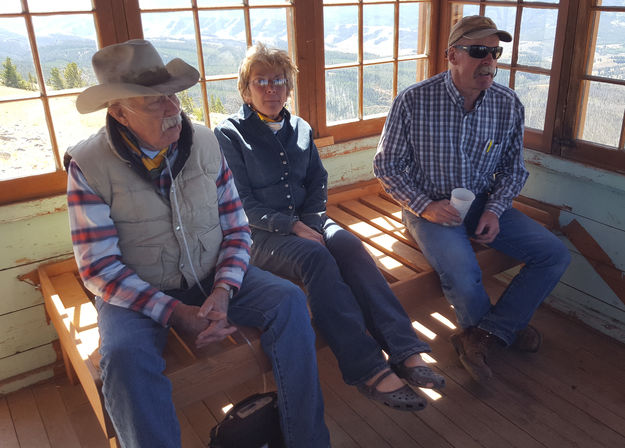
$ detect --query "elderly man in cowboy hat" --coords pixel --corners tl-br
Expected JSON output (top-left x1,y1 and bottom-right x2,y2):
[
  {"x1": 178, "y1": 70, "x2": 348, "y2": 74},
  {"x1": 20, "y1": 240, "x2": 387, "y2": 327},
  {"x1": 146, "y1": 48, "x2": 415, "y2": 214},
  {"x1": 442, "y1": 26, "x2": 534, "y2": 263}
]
[
  {"x1": 375, "y1": 16, "x2": 570, "y2": 383},
  {"x1": 65, "y1": 39, "x2": 330, "y2": 448}
]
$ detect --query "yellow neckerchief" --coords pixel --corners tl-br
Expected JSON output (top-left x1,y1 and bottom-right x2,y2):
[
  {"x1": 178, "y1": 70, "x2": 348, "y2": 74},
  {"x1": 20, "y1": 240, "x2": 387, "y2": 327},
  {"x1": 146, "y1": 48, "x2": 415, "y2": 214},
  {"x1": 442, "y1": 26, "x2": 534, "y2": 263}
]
[
  {"x1": 119, "y1": 129, "x2": 169, "y2": 171},
  {"x1": 256, "y1": 110, "x2": 284, "y2": 132}
]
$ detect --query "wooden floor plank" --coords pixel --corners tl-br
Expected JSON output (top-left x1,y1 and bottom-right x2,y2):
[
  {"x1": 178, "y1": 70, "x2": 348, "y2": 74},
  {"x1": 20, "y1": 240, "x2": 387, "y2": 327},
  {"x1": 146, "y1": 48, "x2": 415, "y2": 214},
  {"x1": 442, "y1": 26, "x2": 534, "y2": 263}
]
[
  {"x1": 32, "y1": 381, "x2": 82, "y2": 448},
  {"x1": 317, "y1": 348, "x2": 426, "y2": 448},
  {"x1": 0, "y1": 396, "x2": 20, "y2": 448},
  {"x1": 181, "y1": 401, "x2": 217, "y2": 446},
  {"x1": 7, "y1": 267, "x2": 625, "y2": 448},
  {"x1": 6, "y1": 388, "x2": 51, "y2": 448},
  {"x1": 177, "y1": 409, "x2": 205, "y2": 448}
]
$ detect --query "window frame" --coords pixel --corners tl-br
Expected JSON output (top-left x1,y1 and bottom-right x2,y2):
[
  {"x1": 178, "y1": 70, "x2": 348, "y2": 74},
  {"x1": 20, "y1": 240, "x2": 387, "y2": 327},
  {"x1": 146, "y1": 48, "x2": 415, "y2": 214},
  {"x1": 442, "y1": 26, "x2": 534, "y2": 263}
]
[
  {"x1": 2, "y1": 0, "x2": 624, "y2": 206},
  {"x1": 552, "y1": 0, "x2": 625, "y2": 174},
  {"x1": 0, "y1": 0, "x2": 140, "y2": 205}
]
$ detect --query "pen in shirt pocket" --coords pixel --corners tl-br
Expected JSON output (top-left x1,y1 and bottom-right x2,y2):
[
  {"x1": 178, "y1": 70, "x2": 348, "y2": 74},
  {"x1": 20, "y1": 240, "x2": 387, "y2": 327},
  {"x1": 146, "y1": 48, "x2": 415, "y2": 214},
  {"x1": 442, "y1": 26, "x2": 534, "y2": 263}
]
[{"x1": 484, "y1": 139, "x2": 493, "y2": 153}]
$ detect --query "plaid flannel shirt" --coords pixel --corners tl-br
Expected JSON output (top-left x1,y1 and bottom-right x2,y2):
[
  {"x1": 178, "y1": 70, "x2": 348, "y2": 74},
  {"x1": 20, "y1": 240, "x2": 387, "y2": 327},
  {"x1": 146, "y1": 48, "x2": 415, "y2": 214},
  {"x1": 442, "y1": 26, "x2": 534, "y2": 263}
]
[{"x1": 374, "y1": 70, "x2": 528, "y2": 218}]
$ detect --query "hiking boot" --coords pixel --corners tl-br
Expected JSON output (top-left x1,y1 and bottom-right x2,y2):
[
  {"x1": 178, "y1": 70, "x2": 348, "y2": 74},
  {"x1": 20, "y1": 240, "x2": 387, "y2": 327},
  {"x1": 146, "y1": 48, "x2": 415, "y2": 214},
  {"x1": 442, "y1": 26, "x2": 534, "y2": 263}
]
[
  {"x1": 511, "y1": 324, "x2": 542, "y2": 353},
  {"x1": 449, "y1": 327, "x2": 500, "y2": 383}
]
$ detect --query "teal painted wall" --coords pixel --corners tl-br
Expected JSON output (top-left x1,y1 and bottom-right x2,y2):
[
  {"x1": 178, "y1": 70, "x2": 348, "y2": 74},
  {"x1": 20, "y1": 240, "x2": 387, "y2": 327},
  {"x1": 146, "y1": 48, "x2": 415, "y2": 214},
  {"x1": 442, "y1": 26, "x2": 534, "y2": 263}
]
[{"x1": 1, "y1": 139, "x2": 623, "y2": 392}]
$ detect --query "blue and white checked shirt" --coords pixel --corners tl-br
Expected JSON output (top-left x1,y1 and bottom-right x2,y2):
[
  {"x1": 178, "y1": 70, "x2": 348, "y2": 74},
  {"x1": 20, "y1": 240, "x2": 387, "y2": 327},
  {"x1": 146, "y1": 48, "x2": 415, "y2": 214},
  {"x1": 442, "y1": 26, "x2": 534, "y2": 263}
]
[{"x1": 374, "y1": 70, "x2": 528, "y2": 217}]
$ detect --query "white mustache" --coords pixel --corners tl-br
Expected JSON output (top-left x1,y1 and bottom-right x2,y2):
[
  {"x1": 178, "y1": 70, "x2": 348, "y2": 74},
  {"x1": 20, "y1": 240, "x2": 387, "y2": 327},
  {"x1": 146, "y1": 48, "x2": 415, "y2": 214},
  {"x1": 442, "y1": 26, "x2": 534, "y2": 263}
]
[
  {"x1": 475, "y1": 66, "x2": 496, "y2": 77},
  {"x1": 162, "y1": 114, "x2": 182, "y2": 132}
]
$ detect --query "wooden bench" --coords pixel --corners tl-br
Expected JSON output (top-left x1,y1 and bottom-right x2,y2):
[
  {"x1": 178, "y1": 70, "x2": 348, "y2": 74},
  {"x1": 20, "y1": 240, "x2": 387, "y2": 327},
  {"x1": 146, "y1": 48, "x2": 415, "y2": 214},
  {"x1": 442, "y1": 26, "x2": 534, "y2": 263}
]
[{"x1": 38, "y1": 180, "x2": 556, "y2": 446}]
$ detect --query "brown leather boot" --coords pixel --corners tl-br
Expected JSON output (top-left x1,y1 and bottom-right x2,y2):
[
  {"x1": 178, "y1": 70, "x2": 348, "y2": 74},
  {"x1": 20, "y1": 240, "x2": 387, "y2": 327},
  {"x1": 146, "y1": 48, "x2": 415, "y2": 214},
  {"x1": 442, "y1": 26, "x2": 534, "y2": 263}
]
[
  {"x1": 511, "y1": 324, "x2": 542, "y2": 353},
  {"x1": 450, "y1": 327, "x2": 501, "y2": 383}
]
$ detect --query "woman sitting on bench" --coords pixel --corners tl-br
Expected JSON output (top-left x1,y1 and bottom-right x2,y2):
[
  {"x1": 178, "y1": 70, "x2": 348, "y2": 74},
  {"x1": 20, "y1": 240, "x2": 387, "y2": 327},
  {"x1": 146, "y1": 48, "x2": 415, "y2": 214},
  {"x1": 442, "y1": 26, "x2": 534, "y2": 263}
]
[{"x1": 215, "y1": 42, "x2": 445, "y2": 411}]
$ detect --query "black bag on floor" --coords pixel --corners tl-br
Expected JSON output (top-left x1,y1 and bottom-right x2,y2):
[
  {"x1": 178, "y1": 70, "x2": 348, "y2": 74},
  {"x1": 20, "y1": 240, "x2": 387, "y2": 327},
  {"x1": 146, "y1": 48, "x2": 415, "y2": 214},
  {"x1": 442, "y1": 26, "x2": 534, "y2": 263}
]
[{"x1": 209, "y1": 391, "x2": 285, "y2": 448}]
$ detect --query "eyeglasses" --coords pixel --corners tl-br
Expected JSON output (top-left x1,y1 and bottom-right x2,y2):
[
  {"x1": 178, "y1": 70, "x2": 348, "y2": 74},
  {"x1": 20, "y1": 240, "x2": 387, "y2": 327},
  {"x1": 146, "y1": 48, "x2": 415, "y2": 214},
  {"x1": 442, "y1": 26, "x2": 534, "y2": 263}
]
[
  {"x1": 250, "y1": 78, "x2": 288, "y2": 88},
  {"x1": 141, "y1": 94, "x2": 179, "y2": 113},
  {"x1": 453, "y1": 45, "x2": 503, "y2": 60}
]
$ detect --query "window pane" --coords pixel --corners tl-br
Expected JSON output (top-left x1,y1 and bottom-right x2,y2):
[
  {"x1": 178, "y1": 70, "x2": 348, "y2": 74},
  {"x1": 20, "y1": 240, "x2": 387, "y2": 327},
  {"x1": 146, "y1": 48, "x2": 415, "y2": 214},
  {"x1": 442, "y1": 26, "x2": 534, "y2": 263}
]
[
  {"x1": 326, "y1": 67, "x2": 357, "y2": 123},
  {"x1": 592, "y1": 12, "x2": 625, "y2": 81},
  {"x1": 515, "y1": 72, "x2": 549, "y2": 130},
  {"x1": 32, "y1": 15, "x2": 98, "y2": 92},
  {"x1": 324, "y1": 6, "x2": 358, "y2": 65},
  {"x1": 199, "y1": 9, "x2": 246, "y2": 76},
  {"x1": 140, "y1": 0, "x2": 191, "y2": 8},
  {"x1": 250, "y1": 7, "x2": 288, "y2": 50},
  {"x1": 0, "y1": 1, "x2": 21, "y2": 13},
  {"x1": 363, "y1": 4, "x2": 394, "y2": 61},
  {"x1": 249, "y1": 0, "x2": 291, "y2": 5},
  {"x1": 28, "y1": 0, "x2": 93, "y2": 12},
  {"x1": 363, "y1": 63, "x2": 392, "y2": 117},
  {"x1": 399, "y1": 3, "x2": 423, "y2": 57},
  {"x1": 398, "y1": 60, "x2": 415, "y2": 94},
  {"x1": 0, "y1": 18, "x2": 38, "y2": 100},
  {"x1": 397, "y1": 59, "x2": 428, "y2": 93},
  {"x1": 450, "y1": 3, "x2": 479, "y2": 26},
  {"x1": 0, "y1": 99, "x2": 54, "y2": 180},
  {"x1": 178, "y1": 85, "x2": 205, "y2": 124},
  {"x1": 580, "y1": 81, "x2": 625, "y2": 147},
  {"x1": 197, "y1": 0, "x2": 243, "y2": 6},
  {"x1": 324, "y1": 0, "x2": 353, "y2": 4},
  {"x1": 599, "y1": 0, "x2": 625, "y2": 5},
  {"x1": 495, "y1": 67, "x2": 510, "y2": 88},
  {"x1": 518, "y1": 8, "x2": 557, "y2": 70},
  {"x1": 206, "y1": 79, "x2": 242, "y2": 127},
  {"x1": 483, "y1": 6, "x2": 515, "y2": 66},
  {"x1": 49, "y1": 96, "x2": 106, "y2": 155},
  {"x1": 142, "y1": 12, "x2": 199, "y2": 72}
]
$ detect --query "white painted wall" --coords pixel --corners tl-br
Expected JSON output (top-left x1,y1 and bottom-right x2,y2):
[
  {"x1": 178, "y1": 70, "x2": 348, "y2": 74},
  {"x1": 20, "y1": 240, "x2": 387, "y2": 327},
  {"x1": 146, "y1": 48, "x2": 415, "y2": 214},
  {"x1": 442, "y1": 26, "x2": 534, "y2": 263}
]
[{"x1": 1, "y1": 138, "x2": 623, "y2": 392}]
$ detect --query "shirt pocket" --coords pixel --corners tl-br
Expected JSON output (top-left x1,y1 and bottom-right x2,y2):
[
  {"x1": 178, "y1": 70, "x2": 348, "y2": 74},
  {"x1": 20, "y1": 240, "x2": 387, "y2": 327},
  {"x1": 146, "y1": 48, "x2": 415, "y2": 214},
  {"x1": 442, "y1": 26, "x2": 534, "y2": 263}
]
[{"x1": 473, "y1": 139, "x2": 503, "y2": 175}]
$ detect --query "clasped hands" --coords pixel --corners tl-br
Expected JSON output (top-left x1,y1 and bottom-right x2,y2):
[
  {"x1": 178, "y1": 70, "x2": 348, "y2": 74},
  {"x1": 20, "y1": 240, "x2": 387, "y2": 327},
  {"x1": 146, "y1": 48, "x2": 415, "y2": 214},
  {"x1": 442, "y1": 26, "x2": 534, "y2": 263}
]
[
  {"x1": 421, "y1": 199, "x2": 500, "y2": 244},
  {"x1": 168, "y1": 287, "x2": 237, "y2": 349}
]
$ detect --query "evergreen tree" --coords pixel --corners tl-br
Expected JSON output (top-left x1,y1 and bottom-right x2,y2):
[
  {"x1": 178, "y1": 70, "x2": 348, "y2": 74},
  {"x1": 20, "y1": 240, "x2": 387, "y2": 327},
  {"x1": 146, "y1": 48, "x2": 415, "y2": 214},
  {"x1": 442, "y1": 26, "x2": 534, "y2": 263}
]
[
  {"x1": 49, "y1": 67, "x2": 65, "y2": 90},
  {"x1": 1, "y1": 57, "x2": 23, "y2": 88},
  {"x1": 63, "y1": 62, "x2": 85, "y2": 88},
  {"x1": 210, "y1": 94, "x2": 226, "y2": 114}
]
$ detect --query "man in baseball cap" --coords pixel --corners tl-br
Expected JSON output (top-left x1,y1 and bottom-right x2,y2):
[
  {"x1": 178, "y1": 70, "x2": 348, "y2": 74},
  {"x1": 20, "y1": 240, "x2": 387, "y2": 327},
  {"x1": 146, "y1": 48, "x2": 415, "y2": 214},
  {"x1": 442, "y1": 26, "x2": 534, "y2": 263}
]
[{"x1": 375, "y1": 16, "x2": 570, "y2": 383}]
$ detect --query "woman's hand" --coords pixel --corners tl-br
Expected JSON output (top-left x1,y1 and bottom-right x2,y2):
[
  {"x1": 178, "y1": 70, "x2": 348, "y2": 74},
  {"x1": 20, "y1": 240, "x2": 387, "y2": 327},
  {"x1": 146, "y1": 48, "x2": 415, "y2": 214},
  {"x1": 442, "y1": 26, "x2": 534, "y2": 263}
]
[{"x1": 292, "y1": 220, "x2": 325, "y2": 245}]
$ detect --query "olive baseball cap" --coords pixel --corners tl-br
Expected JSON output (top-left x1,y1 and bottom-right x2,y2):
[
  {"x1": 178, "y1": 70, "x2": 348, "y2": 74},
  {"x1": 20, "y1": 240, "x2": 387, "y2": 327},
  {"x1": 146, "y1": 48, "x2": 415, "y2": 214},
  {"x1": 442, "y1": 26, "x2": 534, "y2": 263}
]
[{"x1": 448, "y1": 15, "x2": 512, "y2": 47}]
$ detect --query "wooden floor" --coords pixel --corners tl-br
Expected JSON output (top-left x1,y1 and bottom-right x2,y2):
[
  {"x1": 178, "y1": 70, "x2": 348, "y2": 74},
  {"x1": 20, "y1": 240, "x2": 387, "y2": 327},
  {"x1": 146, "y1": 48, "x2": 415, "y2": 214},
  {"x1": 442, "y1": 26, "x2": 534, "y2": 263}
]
[{"x1": 2, "y1": 275, "x2": 625, "y2": 448}]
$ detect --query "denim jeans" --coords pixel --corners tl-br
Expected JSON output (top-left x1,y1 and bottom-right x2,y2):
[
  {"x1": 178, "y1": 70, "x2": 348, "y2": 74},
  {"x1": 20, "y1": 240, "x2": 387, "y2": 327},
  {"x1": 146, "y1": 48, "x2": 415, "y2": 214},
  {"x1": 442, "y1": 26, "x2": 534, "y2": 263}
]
[
  {"x1": 403, "y1": 195, "x2": 571, "y2": 344},
  {"x1": 96, "y1": 265, "x2": 329, "y2": 448},
  {"x1": 251, "y1": 218, "x2": 431, "y2": 386}
]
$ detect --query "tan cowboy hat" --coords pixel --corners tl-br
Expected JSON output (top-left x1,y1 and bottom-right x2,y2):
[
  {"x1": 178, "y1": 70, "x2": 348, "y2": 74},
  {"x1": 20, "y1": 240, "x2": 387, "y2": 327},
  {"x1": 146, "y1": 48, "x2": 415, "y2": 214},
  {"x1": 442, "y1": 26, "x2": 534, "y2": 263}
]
[{"x1": 76, "y1": 39, "x2": 199, "y2": 114}]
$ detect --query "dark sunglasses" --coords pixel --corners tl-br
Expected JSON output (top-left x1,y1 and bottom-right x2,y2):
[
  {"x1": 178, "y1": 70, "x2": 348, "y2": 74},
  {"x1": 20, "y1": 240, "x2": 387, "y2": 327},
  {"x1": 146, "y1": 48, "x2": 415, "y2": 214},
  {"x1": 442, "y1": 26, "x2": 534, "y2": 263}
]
[{"x1": 453, "y1": 45, "x2": 503, "y2": 60}]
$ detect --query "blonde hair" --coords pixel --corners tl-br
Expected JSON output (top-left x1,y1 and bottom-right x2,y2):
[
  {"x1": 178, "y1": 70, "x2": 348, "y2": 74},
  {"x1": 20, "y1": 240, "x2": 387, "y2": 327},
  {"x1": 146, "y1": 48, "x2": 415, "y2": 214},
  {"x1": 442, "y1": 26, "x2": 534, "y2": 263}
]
[{"x1": 237, "y1": 42, "x2": 298, "y2": 104}]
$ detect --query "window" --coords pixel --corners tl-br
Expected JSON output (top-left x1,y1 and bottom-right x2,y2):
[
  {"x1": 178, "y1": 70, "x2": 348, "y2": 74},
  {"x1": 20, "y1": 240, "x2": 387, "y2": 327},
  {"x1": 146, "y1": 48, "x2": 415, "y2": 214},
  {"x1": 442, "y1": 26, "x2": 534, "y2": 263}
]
[
  {"x1": 136, "y1": 0, "x2": 296, "y2": 129},
  {"x1": 441, "y1": 1, "x2": 625, "y2": 173},
  {"x1": 443, "y1": 0, "x2": 565, "y2": 152},
  {"x1": 1, "y1": 0, "x2": 623, "y2": 205},
  {"x1": 318, "y1": 0, "x2": 432, "y2": 142},
  {"x1": 554, "y1": 0, "x2": 625, "y2": 172}
]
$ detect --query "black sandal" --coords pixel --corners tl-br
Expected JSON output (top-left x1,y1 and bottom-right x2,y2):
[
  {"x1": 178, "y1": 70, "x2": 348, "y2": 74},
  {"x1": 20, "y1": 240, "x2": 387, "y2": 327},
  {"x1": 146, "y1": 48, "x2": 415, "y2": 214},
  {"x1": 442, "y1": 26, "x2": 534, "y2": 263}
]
[
  {"x1": 357, "y1": 369, "x2": 426, "y2": 411},
  {"x1": 392, "y1": 362, "x2": 446, "y2": 389}
]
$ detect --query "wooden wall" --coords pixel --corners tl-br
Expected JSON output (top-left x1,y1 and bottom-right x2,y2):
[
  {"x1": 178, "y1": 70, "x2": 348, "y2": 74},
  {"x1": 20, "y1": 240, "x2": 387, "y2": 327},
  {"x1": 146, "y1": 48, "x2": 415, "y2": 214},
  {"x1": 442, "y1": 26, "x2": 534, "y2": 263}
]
[{"x1": 0, "y1": 138, "x2": 623, "y2": 393}]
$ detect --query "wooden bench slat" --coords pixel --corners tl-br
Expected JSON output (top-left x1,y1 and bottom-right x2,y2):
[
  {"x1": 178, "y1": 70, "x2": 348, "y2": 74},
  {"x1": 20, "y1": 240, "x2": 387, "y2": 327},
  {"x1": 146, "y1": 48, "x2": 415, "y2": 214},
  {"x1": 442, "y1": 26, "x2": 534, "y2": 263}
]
[
  {"x1": 327, "y1": 204, "x2": 431, "y2": 272},
  {"x1": 37, "y1": 181, "x2": 556, "y2": 445}
]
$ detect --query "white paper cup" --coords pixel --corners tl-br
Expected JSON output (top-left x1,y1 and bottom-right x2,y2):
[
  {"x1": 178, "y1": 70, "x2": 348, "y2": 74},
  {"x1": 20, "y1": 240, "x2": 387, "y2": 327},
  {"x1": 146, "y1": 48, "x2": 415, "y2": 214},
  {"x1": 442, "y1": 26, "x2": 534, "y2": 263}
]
[{"x1": 450, "y1": 188, "x2": 476, "y2": 224}]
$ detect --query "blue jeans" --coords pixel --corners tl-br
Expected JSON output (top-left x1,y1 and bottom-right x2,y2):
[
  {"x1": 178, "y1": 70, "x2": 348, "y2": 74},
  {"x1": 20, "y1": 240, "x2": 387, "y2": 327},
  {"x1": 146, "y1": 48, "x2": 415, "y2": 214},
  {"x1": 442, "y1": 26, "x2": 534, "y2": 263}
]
[
  {"x1": 403, "y1": 196, "x2": 571, "y2": 345},
  {"x1": 251, "y1": 218, "x2": 431, "y2": 386},
  {"x1": 96, "y1": 265, "x2": 329, "y2": 448}
]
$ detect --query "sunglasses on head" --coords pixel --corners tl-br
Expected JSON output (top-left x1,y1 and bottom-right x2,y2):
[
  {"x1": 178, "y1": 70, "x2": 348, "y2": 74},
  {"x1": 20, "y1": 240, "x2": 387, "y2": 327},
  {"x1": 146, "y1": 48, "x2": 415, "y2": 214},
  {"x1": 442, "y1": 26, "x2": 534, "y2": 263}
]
[{"x1": 453, "y1": 45, "x2": 503, "y2": 60}]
